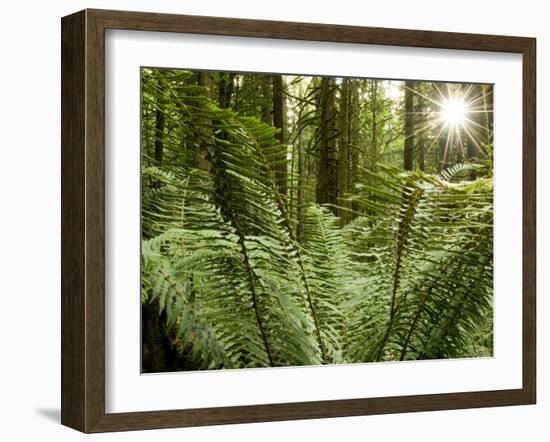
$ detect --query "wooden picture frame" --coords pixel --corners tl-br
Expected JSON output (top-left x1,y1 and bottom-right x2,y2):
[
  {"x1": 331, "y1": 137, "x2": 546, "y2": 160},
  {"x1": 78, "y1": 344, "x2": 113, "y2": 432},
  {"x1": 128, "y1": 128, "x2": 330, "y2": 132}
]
[{"x1": 61, "y1": 8, "x2": 536, "y2": 433}]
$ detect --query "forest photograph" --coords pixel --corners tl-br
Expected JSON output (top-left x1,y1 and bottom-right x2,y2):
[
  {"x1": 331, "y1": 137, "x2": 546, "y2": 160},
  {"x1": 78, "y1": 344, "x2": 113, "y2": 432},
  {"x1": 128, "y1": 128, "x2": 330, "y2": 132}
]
[{"x1": 140, "y1": 68, "x2": 494, "y2": 373}]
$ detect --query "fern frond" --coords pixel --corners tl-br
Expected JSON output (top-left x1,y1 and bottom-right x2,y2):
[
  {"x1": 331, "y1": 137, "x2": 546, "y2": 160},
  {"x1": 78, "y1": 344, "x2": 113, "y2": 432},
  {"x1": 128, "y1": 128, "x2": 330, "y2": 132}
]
[{"x1": 344, "y1": 166, "x2": 493, "y2": 362}]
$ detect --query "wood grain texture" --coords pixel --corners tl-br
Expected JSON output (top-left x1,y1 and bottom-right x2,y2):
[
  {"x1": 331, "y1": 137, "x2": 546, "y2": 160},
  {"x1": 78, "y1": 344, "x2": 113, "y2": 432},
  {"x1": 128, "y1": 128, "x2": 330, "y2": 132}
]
[
  {"x1": 522, "y1": 38, "x2": 537, "y2": 403},
  {"x1": 60, "y1": 8, "x2": 537, "y2": 433},
  {"x1": 89, "y1": 8, "x2": 532, "y2": 52},
  {"x1": 61, "y1": 10, "x2": 86, "y2": 431},
  {"x1": 85, "y1": 9, "x2": 107, "y2": 433}
]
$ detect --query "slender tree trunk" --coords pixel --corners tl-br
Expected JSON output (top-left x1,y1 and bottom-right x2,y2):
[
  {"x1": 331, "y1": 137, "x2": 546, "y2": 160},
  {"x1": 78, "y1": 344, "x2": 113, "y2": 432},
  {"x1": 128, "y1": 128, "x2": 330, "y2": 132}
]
[
  {"x1": 272, "y1": 75, "x2": 287, "y2": 197},
  {"x1": 437, "y1": 83, "x2": 449, "y2": 172},
  {"x1": 464, "y1": 84, "x2": 477, "y2": 161},
  {"x1": 317, "y1": 78, "x2": 338, "y2": 210},
  {"x1": 470, "y1": 84, "x2": 490, "y2": 162},
  {"x1": 439, "y1": 134, "x2": 448, "y2": 172},
  {"x1": 195, "y1": 71, "x2": 213, "y2": 171},
  {"x1": 297, "y1": 133, "x2": 304, "y2": 241},
  {"x1": 370, "y1": 81, "x2": 378, "y2": 173},
  {"x1": 260, "y1": 76, "x2": 273, "y2": 125},
  {"x1": 338, "y1": 79, "x2": 350, "y2": 226},
  {"x1": 213, "y1": 73, "x2": 236, "y2": 222},
  {"x1": 233, "y1": 74, "x2": 241, "y2": 110},
  {"x1": 142, "y1": 76, "x2": 152, "y2": 161},
  {"x1": 415, "y1": 88, "x2": 425, "y2": 171},
  {"x1": 218, "y1": 72, "x2": 235, "y2": 109},
  {"x1": 349, "y1": 81, "x2": 360, "y2": 214},
  {"x1": 317, "y1": 80, "x2": 330, "y2": 205},
  {"x1": 482, "y1": 84, "x2": 493, "y2": 149},
  {"x1": 350, "y1": 82, "x2": 360, "y2": 182},
  {"x1": 404, "y1": 80, "x2": 415, "y2": 171},
  {"x1": 154, "y1": 85, "x2": 165, "y2": 165}
]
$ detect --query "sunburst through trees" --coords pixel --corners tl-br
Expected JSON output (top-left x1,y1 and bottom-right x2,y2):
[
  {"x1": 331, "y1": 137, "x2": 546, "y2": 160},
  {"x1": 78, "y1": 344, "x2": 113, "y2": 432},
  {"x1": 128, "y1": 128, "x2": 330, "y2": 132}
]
[
  {"x1": 141, "y1": 69, "x2": 494, "y2": 373},
  {"x1": 401, "y1": 82, "x2": 493, "y2": 173}
]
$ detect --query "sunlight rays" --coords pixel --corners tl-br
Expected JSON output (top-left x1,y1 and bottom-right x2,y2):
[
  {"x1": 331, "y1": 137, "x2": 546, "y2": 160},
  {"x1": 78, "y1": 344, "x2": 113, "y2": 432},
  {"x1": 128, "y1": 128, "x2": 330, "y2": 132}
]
[
  {"x1": 441, "y1": 98, "x2": 467, "y2": 127},
  {"x1": 403, "y1": 82, "x2": 493, "y2": 165}
]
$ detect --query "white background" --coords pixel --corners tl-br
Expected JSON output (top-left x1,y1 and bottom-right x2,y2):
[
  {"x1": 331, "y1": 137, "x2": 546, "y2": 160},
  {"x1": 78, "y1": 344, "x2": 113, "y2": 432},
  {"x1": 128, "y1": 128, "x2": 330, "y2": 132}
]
[
  {"x1": 0, "y1": 0, "x2": 547, "y2": 440},
  {"x1": 106, "y1": 30, "x2": 523, "y2": 413}
]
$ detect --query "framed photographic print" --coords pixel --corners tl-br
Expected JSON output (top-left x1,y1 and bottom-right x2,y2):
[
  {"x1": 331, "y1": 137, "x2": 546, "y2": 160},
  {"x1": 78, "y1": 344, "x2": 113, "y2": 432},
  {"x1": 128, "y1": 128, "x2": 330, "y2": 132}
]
[{"x1": 61, "y1": 9, "x2": 536, "y2": 433}]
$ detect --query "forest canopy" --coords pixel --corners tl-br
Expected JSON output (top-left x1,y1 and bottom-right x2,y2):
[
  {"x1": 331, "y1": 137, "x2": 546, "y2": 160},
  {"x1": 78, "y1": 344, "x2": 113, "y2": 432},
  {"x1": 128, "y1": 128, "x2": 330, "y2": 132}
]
[{"x1": 140, "y1": 68, "x2": 494, "y2": 372}]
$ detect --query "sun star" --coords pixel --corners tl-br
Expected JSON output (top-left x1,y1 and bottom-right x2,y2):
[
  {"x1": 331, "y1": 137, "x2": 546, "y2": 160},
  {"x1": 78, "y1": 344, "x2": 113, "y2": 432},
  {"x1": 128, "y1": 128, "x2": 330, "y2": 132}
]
[{"x1": 441, "y1": 98, "x2": 468, "y2": 127}]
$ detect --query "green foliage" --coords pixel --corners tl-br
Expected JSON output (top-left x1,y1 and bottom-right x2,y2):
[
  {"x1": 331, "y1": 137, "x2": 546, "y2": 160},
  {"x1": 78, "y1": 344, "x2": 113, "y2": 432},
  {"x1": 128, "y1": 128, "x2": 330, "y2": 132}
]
[
  {"x1": 343, "y1": 166, "x2": 493, "y2": 362},
  {"x1": 141, "y1": 68, "x2": 493, "y2": 371}
]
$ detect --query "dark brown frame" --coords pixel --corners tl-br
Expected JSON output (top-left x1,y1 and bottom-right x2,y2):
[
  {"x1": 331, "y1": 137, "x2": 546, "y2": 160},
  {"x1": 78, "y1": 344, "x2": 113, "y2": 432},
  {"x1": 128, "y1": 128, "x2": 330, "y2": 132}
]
[{"x1": 61, "y1": 8, "x2": 536, "y2": 433}]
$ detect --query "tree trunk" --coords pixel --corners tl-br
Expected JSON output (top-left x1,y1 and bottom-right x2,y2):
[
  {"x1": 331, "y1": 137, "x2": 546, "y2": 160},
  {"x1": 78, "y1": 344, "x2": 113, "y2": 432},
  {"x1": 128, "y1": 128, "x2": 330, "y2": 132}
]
[
  {"x1": 482, "y1": 84, "x2": 493, "y2": 149},
  {"x1": 350, "y1": 81, "x2": 360, "y2": 184},
  {"x1": 404, "y1": 80, "x2": 415, "y2": 171},
  {"x1": 349, "y1": 81, "x2": 360, "y2": 215},
  {"x1": 435, "y1": 83, "x2": 449, "y2": 172},
  {"x1": 439, "y1": 134, "x2": 448, "y2": 172},
  {"x1": 415, "y1": 87, "x2": 425, "y2": 171},
  {"x1": 418, "y1": 141, "x2": 425, "y2": 171},
  {"x1": 142, "y1": 299, "x2": 168, "y2": 372},
  {"x1": 260, "y1": 76, "x2": 273, "y2": 125},
  {"x1": 297, "y1": 133, "x2": 304, "y2": 241},
  {"x1": 195, "y1": 71, "x2": 213, "y2": 171},
  {"x1": 338, "y1": 79, "x2": 350, "y2": 226},
  {"x1": 154, "y1": 80, "x2": 165, "y2": 165},
  {"x1": 369, "y1": 81, "x2": 378, "y2": 173},
  {"x1": 272, "y1": 75, "x2": 287, "y2": 197},
  {"x1": 218, "y1": 72, "x2": 235, "y2": 109},
  {"x1": 213, "y1": 73, "x2": 236, "y2": 222},
  {"x1": 316, "y1": 78, "x2": 338, "y2": 211}
]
